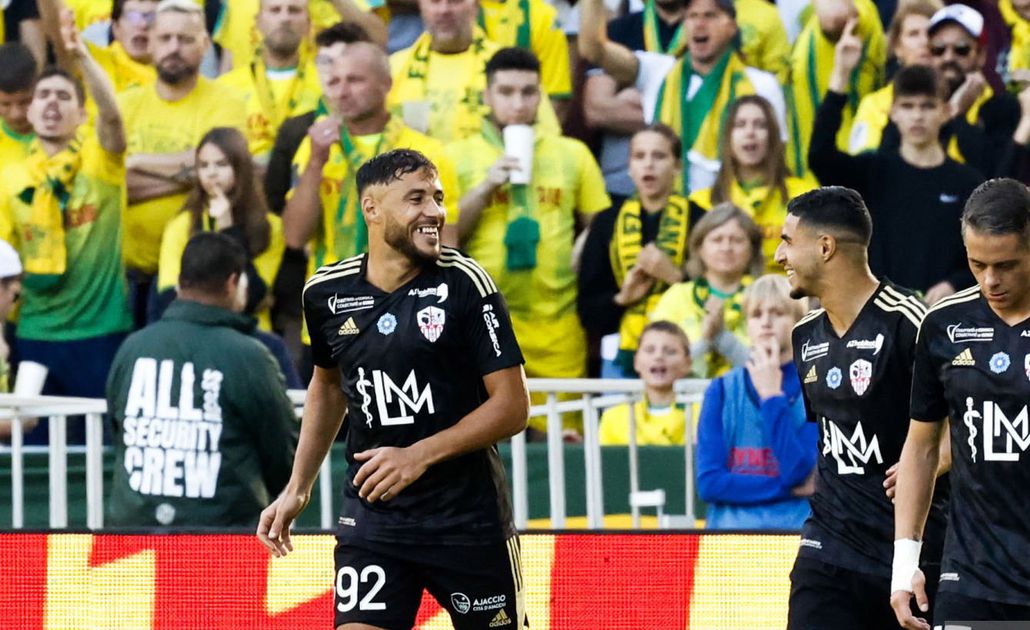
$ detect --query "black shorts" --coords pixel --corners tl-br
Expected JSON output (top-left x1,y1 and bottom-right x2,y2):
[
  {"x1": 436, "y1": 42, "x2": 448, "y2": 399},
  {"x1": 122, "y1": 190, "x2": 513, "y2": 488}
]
[
  {"x1": 788, "y1": 556, "x2": 940, "y2": 630},
  {"x1": 934, "y1": 590, "x2": 1030, "y2": 627},
  {"x1": 333, "y1": 536, "x2": 525, "y2": 630}
]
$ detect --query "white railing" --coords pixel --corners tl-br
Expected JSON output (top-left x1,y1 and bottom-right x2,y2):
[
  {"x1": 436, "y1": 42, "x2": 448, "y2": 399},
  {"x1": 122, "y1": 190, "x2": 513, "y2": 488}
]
[{"x1": 0, "y1": 379, "x2": 709, "y2": 530}]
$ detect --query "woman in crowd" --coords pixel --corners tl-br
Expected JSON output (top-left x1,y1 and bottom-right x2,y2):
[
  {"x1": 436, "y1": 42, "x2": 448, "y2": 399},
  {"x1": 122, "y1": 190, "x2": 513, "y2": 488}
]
[
  {"x1": 696, "y1": 274, "x2": 818, "y2": 530},
  {"x1": 688, "y1": 95, "x2": 814, "y2": 274},
  {"x1": 650, "y1": 203, "x2": 763, "y2": 379},
  {"x1": 155, "y1": 127, "x2": 285, "y2": 331},
  {"x1": 578, "y1": 124, "x2": 691, "y2": 377}
]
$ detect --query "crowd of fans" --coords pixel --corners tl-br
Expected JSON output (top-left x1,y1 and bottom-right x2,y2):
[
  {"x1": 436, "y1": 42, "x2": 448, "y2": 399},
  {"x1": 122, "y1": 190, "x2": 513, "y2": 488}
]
[{"x1": 0, "y1": 0, "x2": 1027, "y2": 528}]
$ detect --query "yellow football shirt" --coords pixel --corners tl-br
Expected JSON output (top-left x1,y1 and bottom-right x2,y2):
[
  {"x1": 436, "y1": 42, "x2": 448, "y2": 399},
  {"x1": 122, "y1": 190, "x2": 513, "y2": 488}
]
[
  {"x1": 119, "y1": 78, "x2": 248, "y2": 274},
  {"x1": 445, "y1": 128, "x2": 609, "y2": 377},
  {"x1": 478, "y1": 0, "x2": 572, "y2": 98},
  {"x1": 786, "y1": 0, "x2": 885, "y2": 179},
  {"x1": 689, "y1": 177, "x2": 814, "y2": 274},
  {"x1": 0, "y1": 122, "x2": 33, "y2": 166},
  {"x1": 388, "y1": 32, "x2": 561, "y2": 144},
  {"x1": 218, "y1": 59, "x2": 322, "y2": 163},
  {"x1": 157, "y1": 211, "x2": 286, "y2": 331},
  {"x1": 599, "y1": 400, "x2": 693, "y2": 446},
  {"x1": 0, "y1": 133, "x2": 132, "y2": 340},
  {"x1": 736, "y1": 0, "x2": 790, "y2": 82},
  {"x1": 85, "y1": 41, "x2": 157, "y2": 125},
  {"x1": 67, "y1": 0, "x2": 111, "y2": 30}
]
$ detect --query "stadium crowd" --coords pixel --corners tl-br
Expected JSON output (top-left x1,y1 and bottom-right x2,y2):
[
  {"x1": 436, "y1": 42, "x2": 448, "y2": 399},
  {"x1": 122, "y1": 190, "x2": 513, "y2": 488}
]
[{"x1": 0, "y1": 0, "x2": 1027, "y2": 532}]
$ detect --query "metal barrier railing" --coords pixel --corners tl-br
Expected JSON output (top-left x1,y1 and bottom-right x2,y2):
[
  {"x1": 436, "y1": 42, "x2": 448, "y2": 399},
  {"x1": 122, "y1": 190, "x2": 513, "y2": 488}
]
[{"x1": 0, "y1": 379, "x2": 709, "y2": 530}]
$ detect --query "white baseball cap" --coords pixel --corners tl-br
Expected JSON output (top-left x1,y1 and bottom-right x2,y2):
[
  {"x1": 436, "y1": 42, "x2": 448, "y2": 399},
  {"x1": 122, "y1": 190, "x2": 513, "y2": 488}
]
[
  {"x1": 929, "y1": 4, "x2": 986, "y2": 42},
  {"x1": 0, "y1": 239, "x2": 21, "y2": 279}
]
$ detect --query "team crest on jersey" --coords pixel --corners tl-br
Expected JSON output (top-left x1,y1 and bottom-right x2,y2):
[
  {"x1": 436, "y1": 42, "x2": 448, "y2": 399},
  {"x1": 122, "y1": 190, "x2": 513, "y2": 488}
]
[
  {"x1": 990, "y1": 352, "x2": 1011, "y2": 374},
  {"x1": 826, "y1": 367, "x2": 842, "y2": 390},
  {"x1": 451, "y1": 593, "x2": 471, "y2": 614},
  {"x1": 849, "y1": 360, "x2": 872, "y2": 396},
  {"x1": 417, "y1": 306, "x2": 446, "y2": 342},
  {"x1": 377, "y1": 313, "x2": 397, "y2": 336}
]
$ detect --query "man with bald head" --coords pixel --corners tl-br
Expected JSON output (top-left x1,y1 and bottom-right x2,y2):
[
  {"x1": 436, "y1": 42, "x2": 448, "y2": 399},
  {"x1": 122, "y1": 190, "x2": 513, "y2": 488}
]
[
  {"x1": 285, "y1": 40, "x2": 459, "y2": 312},
  {"x1": 219, "y1": 0, "x2": 323, "y2": 164},
  {"x1": 118, "y1": 0, "x2": 247, "y2": 327}
]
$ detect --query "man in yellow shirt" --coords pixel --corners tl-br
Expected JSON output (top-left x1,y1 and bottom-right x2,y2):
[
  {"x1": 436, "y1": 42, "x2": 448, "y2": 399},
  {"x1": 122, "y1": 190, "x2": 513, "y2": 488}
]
[
  {"x1": 446, "y1": 48, "x2": 610, "y2": 427},
  {"x1": 119, "y1": 0, "x2": 247, "y2": 326},
  {"x1": 39, "y1": 0, "x2": 157, "y2": 103},
  {"x1": 388, "y1": 0, "x2": 560, "y2": 144},
  {"x1": 0, "y1": 43, "x2": 38, "y2": 166},
  {"x1": 478, "y1": 0, "x2": 573, "y2": 120},
  {"x1": 218, "y1": 0, "x2": 323, "y2": 164},
  {"x1": 214, "y1": 0, "x2": 388, "y2": 69},
  {"x1": 786, "y1": 0, "x2": 886, "y2": 179},
  {"x1": 286, "y1": 41, "x2": 459, "y2": 280},
  {"x1": 0, "y1": 17, "x2": 131, "y2": 444}
]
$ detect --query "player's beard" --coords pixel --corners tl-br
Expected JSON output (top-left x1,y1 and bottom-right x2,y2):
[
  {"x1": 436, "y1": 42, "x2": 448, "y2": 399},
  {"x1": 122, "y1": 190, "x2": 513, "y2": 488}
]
[
  {"x1": 263, "y1": 27, "x2": 303, "y2": 58},
  {"x1": 384, "y1": 219, "x2": 439, "y2": 265},
  {"x1": 156, "y1": 54, "x2": 199, "y2": 85}
]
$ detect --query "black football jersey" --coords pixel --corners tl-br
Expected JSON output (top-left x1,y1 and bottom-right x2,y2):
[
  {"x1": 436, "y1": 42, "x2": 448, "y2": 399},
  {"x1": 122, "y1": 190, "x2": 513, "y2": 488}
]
[
  {"x1": 303, "y1": 248, "x2": 524, "y2": 546},
  {"x1": 792, "y1": 281, "x2": 947, "y2": 577},
  {"x1": 911, "y1": 285, "x2": 1030, "y2": 604}
]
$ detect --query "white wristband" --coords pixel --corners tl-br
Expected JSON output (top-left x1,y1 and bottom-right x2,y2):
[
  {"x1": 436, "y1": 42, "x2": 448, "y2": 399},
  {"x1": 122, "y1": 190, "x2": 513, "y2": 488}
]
[{"x1": 891, "y1": 538, "x2": 922, "y2": 594}]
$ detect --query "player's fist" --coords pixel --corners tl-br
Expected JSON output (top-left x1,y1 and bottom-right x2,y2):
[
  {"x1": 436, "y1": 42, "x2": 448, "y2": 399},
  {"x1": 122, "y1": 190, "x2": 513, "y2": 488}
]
[
  {"x1": 890, "y1": 569, "x2": 930, "y2": 630},
  {"x1": 353, "y1": 446, "x2": 429, "y2": 503},
  {"x1": 256, "y1": 489, "x2": 310, "y2": 558}
]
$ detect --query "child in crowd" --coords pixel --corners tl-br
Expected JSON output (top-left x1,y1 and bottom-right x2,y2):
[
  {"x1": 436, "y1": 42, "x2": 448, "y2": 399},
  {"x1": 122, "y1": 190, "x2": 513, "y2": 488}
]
[
  {"x1": 696, "y1": 274, "x2": 818, "y2": 529},
  {"x1": 599, "y1": 320, "x2": 693, "y2": 445}
]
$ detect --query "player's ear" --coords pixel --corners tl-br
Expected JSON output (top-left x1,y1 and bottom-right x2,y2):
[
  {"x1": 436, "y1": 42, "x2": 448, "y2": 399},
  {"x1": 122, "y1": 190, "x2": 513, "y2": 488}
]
[
  {"x1": 819, "y1": 233, "x2": 837, "y2": 261},
  {"x1": 361, "y1": 192, "x2": 380, "y2": 224}
]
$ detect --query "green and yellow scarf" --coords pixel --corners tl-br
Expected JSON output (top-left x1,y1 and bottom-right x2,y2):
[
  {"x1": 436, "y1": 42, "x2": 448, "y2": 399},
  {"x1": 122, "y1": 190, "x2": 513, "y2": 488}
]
[
  {"x1": 654, "y1": 51, "x2": 755, "y2": 190},
  {"x1": 610, "y1": 194, "x2": 690, "y2": 355},
  {"x1": 18, "y1": 136, "x2": 83, "y2": 282},
  {"x1": 478, "y1": 0, "x2": 531, "y2": 49},
  {"x1": 483, "y1": 120, "x2": 540, "y2": 271},
  {"x1": 401, "y1": 27, "x2": 493, "y2": 87},
  {"x1": 643, "y1": 0, "x2": 686, "y2": 57},
  {"x1": 250, "y1": 45, "x2": 313, "y2": 133}
]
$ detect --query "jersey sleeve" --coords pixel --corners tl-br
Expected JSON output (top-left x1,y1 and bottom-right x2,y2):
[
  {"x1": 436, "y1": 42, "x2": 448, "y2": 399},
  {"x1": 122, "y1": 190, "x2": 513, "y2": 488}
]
[
  {"x1": 454, "y1": 256, "x2": 525, "y2": 376},
  {"x1": 791, "y1": 323, "x2": 818, "y2": 423},
  {"x1": 574, "y1": 141, "x2": 612, "y2": 217},
  {"x1": 531, "y1": 2, "x2": 572, "y2": 98},
  {"x1": 910, "y1": 316, "x2": 948, "y2": 423},
  {"x1": 302, "y1": 280, "x2": 335, "y2": 368}
]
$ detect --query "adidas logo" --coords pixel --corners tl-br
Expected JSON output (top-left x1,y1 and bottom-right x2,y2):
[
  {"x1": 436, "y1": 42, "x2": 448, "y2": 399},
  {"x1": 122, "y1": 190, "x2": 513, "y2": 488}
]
[
  {"x1": 338, "y1": 317, "x2": 359, "y2": 336},
  {"x1": 952, "y1": 349, "x2": 975, "y2": 366},
  {"x1": 489, "y1": 609, "x2": 512, "y2": 627},
  {"x1": 804, "y1": 365, "x2": 817, "y2": 384}
]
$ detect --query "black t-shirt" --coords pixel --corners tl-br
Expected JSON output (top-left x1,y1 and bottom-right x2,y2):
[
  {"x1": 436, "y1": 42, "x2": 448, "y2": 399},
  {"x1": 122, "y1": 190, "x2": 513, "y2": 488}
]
[
  {"x1": 792, "y1": 281, "x2": 947, "y2": 577},
  {"x1": 606, "y1": 10, "x2": 680, "y2": 51},
  {"x1": 911, "y1": 286, "x2": 1030, "y2": 604},
  {"x1": 303, "y1": 248, "x2": 524, "y2": 546}
]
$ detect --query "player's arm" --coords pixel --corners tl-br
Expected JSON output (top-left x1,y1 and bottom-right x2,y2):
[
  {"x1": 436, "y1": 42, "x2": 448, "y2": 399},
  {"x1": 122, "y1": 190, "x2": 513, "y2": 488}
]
[
  {"x1": 455, "y1": 155, "x2": 520, "y2": 242},
  {"x1": 256, "y1": 365, "x2": 348, "y2": 557},
  {"x1": 283, "y1": 120, "x2": 338, "y2": 249},
  {"x1": 577, "y1": 0, "x2": 640, "y2": 87},
  {"x1": 582, "y1": 74, "x2": 647, "y2": 134},
  {"x1": 353, "y1": 365, "x2": 529, "y2": 502},
  {"x1": 890, "y1": 418, "x2": 945, "y2": 630},
  {"x1": 126, "y1": 152, "x2": 196, "y2": 202},
  {"x1": 57, "y1": 11, "x2": 126, "y2": 154}
]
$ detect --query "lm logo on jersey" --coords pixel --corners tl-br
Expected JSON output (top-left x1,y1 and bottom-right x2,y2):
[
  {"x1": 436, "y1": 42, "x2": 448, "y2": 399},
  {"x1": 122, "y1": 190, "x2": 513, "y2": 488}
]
[
  {"x1": 355, "y1": 368, "x2": 435, "y2": 427},
  {"x1": 821, "y1": 417, "x2": 883, "y2": 474},
  {"x1": 961, "y1": 398, "x2": 1030, "y2": 463}
]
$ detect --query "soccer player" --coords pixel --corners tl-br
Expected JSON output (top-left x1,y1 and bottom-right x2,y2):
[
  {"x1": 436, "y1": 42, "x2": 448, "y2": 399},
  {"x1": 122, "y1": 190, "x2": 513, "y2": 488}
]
[
  {"x1": 774, "y1": 186, "x2": 948, "y2": 629},
  {"x1": 257, "y1": 149, "x2": 530, "y2": 630},
  {"x1": 892, "y1": 178, "x2": 1030, "y2": 629}
]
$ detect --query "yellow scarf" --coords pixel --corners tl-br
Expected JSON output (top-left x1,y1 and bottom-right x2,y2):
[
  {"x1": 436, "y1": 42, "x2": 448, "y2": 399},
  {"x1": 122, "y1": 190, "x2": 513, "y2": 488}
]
[
  {"x1": 654, "y1": 51, "x2": 755, "y2": 189},
  {"x1": 399, "y1": 28, "x2": 493, "y2": 91},
  {"x1": 643, "y1": 0, "x2": 686, "y2": 57},
  {"x1": 610, "y1": 195, "x2": 690, "y2": 353},
  {"x1": 1000, "y1": 0, "x2": 1030, "y2": 74},
  {"x1": 250, "y1": 45, "x2": 313, "y2": 133},
  {"x1": 18, "y1": 137, "x2": 83, "y2": 278}
]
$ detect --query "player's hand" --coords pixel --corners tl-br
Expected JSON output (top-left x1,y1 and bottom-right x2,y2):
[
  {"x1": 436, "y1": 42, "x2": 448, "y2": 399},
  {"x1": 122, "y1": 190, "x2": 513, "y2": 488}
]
[
  {"x1": 636, "y1": 244, "x2": 684, "y2": 285},
  {"x1": 701, "y1": 296, "x2": 725, "y2": 341},
  {"x1": 59, "y1": 9, "x2": 88, "y2": 58},
  {"x1": 949, "y1": 72, "x2": 987, "y2": 119},
  {"x1": 829, "y1": 18, "x2": 862, "y2": 93},
  {"x1": 485, "y1": 155, "x2": 522, "y2": 188},
  {"x1": 613, "y1": 265, "x2": 655, "y2": 306},
  {"x1": 353, "y1": 446, "x2": 429, "y2": 503},
  {"x1": 791, "y1": 469, "x2": 816, "y2": 497},
  {"x1": 747, "y1": 337, "x2": 784, "y2": 400},
  {"x1": 890, "y1": 569, "x2": 931, "y2": 630},
  {"x1": 884, "y1": 462, "x2": 899, "y2": 502},
  {"x1": 256, "y1": 488, "x2": 310, "y2": 558},
  {"x1": 308, "y1": 117, "x2": 341, "y2": 165}
]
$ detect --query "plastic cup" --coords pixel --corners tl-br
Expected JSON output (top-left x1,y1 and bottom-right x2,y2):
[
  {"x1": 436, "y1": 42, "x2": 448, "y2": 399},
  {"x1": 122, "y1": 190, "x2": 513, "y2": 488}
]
[{"x1": 503, "y1": 124, "x2": 534, "y2": 184}]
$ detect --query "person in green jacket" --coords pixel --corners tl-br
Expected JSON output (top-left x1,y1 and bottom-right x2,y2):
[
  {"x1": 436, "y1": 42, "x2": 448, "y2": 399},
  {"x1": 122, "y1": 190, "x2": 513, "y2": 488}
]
[{"x1": 105, "y1": 232, "x2": 298, "y2": 528}]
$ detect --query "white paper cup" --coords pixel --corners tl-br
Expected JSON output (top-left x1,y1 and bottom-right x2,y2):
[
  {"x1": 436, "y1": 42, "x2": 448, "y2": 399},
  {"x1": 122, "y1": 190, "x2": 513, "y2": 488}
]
[
  {"x1": 14, "y1": 361, "x2": 47, "y2": 396},
  {"x1": 503, "y1": 124, "x2": 534, "y2": 184},
  {"x1": 401, "y1": 101, "x2": 431, "y2": 134}
]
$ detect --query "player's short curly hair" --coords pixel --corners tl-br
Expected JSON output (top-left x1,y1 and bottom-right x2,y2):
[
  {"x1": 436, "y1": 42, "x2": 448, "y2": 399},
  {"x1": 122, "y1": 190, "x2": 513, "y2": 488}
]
[
  {"x1": 962, "y1": 178, "x2": 1030, "y2": 239},
  {"x1": 357, "y1": 149, "x2": 439, "y2": 195},
  {"x1": 787, "y1": 186, "x2": 872, "y2": 247}
]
